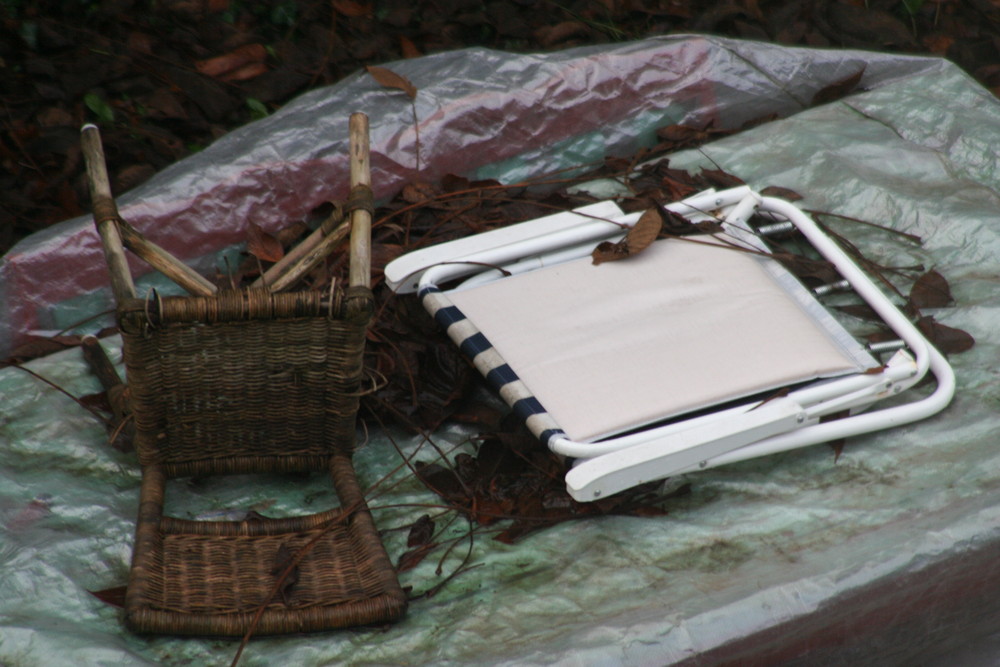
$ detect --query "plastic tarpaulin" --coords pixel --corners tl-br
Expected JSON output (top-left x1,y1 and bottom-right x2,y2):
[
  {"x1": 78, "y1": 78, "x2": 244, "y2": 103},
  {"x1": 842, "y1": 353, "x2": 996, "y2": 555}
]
[
  {"x1": 3, "y1": 36, "x2": 1000, "y2": 665},
  {"x1": 0, "y1": 35, "x2": 953, "y2": 357}
]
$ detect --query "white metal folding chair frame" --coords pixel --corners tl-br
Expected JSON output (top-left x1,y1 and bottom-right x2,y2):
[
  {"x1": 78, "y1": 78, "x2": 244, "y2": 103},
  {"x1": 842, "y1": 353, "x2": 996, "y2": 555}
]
[{"x1": 385, "y1": 187, "x2": 956, "y2": 501}]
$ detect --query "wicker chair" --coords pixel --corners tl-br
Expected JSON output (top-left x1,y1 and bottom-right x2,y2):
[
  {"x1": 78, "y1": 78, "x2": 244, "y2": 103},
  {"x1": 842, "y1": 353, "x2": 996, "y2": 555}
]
[{"x1": 82, "y1": 115, "x2": 407, "y2": 636}]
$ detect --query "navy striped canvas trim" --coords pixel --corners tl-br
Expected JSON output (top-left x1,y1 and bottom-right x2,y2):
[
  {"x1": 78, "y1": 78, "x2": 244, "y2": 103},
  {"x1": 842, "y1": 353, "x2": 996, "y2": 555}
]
[
  {"x1": 417, "y1": 285, "x2": 441, "y2": 298},
  {"x1": 459, "y1": 333, "x2": 491, "y2": 359},
  {"x1": 485, "y1": 364, "x2": 518, "y2": 388},
  {"x1": 419, "y1": 283, "x2": 566, "y2": 446},
  {"x1": 512, "y1": 396, "x2": 546, "y2": 423},
  {"x1": 539, "y1": 429, "x2": 567, "y2": 446},
  {"x1": 432, "y1": 305, "x2": 465, "y2": 329}
]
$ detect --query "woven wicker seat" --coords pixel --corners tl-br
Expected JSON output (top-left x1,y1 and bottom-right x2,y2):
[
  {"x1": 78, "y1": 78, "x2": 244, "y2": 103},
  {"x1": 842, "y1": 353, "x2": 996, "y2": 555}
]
[{"x1": 82, "y1": 115, "x2": 407, "y2": 636}]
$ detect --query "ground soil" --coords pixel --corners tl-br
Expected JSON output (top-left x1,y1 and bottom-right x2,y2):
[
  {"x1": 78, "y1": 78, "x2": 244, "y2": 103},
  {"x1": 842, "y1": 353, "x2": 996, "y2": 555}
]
[{"x1": 2, "y1": 0, "x2": 999, "y2": 255}]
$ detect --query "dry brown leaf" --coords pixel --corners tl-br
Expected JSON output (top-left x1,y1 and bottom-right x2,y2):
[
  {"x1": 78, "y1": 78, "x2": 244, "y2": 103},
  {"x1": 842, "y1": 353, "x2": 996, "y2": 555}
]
[
  {"x1": 115, "y1": 164, "x2": 156, "y2": 192},
  {"x1": 760, "y1": 185, "x2": 803, "y2": 201},
  {"x1": 397, "y1": 543, "x2": 436, "y2": 573},
  {"x1": 811, "y1": 66, "x2": 866, "y2": 106},
  {"x1": 661, "y1": 208, "x2": 696, "y2": 235},
  {"x1": 88, "y1": 586, "x2": 128, "y2": 608},
  {"x1": 195, "y1": 43, "x2": 267, "y2": 79},
  {"x1": 407, "y1": 514, "x2": 435, "y2": 547},
  {"x1": 126, "y1": 30, "x2": 155, "y2": 55},
  {"x1": 274, "y1": 221, "x2": 309, "y2": 246},
  {"x1": 909, "y1": 270, "x2": 953, "y2": 309},
  {"x1": 699, "y1": 168, "x2": 745, "y2": 189},
  {"x1": 247, "y1": 222, "x2": 284, "y2": 263},
  {"x1": 9, "y1": 335, "x2": 82, "y2": 361},
  {"x1": 400, "y1": 35, "x2": 422, "y2": 58},
  {"x1": 220, "y1": 61, "x2": 268, "y2": 82},
  {"x1": 36, "y1": 106, "x2": 75, "y2": 128},
  {"x1": 626, "y1": 208, "x2": 662, "y2": 254},
  {"x1": 332, "y1": 0, "x2": 371, "y2": 17},
  {"x1": 917, "y1": 315, "x2": 975, "y2": 354},
  {"x1": 269, "y1": 543, "x2": 300, "y2": 605},
  {"x1": 840, "y1": 303, "x2": 880, "y2": 322},
  {"x1": 923, "y1": 33, "x2": 954, "y2": 55},
  {"x1": 773, "y1": 252, "x2": 840, "y2": 284},
  {"x1": 367, "y1": 65, "x2": 417, "y2": 99},
  {"x1": 592, "y1": 208, "x2": 661, "y2": 265},
  {"x1": 401, "y1": 181, "x2": 437, "y2": 203},
  {"x1": 656, "y1": 123, "x2": 710, "y2": 147},
  {"x1": 372, "y1": 242, "x2": 404, "y2": 272},
  {"x1": 141, "y1": 88, "x2": 188, "y2": 120},
  {"x1": 591, "y1": 240, "x2": 627, "y2": 265},
  {"x1": 535, "y1": 21, "x2": 590, "y2": 47}
]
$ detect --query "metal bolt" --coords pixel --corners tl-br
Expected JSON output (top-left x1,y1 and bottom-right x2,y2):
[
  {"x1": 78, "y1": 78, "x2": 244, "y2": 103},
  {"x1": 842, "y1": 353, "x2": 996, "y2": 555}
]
[
  {"x1": 757, "y1": 221, "x2": 795, "y2": 237},
  {"x1": 867, "y1": 339, "x2": 906, "y2": 354},
  {"x1": 813, "y1": 279, "x2": 851, "y2": 296}
]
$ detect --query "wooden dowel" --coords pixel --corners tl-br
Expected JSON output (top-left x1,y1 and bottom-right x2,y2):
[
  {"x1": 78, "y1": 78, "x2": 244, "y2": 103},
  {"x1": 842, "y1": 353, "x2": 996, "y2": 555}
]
[
  {"x1": 81, "y1": 124, "x2": 137, "y2": 303},
  {"x1": 81, "y1": 124, "x2": 216, "y2": 298},
  {"x1": 81, "y1": 334, "x2": 123, "y2": 390},
  {"x1": 81, "y1": 334, "x2": 133, "y2": 452},
  {"x1": 251, "y1": 203, "x2": 344, "y2": 290},
  {"x1": 263, "y1": 113, "x2": 371, "y2": 293},
  {"x1": 116, "y1": 218, "x2": 217, "y2": 296},
  {"x1": 348, "y1": 112, "x2": 372, "y2": 289},
  {"x1": 267, "y1": 219, "x2": 351, "y2": 292}
]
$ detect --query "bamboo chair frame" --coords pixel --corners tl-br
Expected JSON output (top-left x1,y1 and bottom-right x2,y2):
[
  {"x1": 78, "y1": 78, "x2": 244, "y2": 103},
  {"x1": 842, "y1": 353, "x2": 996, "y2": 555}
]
[{"x1": 82, "y1": 114, "x2": 407, "y2": 636}]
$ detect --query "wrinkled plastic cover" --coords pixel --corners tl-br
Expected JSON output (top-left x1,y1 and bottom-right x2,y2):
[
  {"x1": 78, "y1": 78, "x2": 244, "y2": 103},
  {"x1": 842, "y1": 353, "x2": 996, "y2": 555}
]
[
  {"x1": 3, "y1": 36, "x2": 1000, "y2": 666},
  {"x1": 0, "y1": 35, "x2": 947, "y2": 357}
]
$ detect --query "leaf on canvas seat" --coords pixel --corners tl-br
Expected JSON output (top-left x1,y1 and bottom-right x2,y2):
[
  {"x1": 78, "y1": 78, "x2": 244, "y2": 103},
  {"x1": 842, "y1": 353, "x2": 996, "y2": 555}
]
[{"x1": 591, "y1": 207, "x2": 662, "y2": 265}]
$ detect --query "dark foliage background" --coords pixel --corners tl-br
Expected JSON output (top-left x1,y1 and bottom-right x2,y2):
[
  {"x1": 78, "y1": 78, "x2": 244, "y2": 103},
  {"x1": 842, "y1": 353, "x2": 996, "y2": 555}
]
[{"x1": 2, "y1": 0, "x2": 999, "y2": 255}]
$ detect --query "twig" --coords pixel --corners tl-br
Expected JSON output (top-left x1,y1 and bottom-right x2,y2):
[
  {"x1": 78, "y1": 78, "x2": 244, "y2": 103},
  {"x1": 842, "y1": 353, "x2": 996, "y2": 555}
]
[
  {"x1": 230, "y1": 502, "x2": 360, "y2": 667},
  {"x1": 806, "y1": 209, "x2": 922, "y2": 244},
  {"x1": 50, "y1": 309, "x2": 115, "y2": 338},
  {"x1": 251, "y1": 203, "x2": 345, "y2": 290},
  {"x1": 373, "y1": 167, "x2": 607, "y2": 228},
  {"x1": 411, "y1": 98, "x2": 421, "y2": 172},
  {"x1": 362, "y1": 399, "x2": 472, "y2": 502},
  {"x1": 409, "y1": 518, "x2": 483, "y2": 600},
  {"x1": 2, "y1": 361, "x2": 112, "y2": 427},
  {"x1": 80, "y1": 124, "x2": 136, "y2": 303}
]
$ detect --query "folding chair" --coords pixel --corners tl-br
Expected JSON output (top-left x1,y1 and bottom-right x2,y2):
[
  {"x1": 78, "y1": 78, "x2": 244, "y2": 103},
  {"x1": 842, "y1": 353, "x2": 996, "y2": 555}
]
[
  {"x1": 385, "y1": 186, "x2": 956, "y2": 501},
  {"x1": 81, "y1": 115, "x2": 407, "y2": 636}
]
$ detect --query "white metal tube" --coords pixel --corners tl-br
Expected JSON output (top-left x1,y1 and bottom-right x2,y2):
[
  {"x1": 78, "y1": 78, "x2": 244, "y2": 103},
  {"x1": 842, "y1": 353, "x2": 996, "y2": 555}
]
[
  {"x1": 760, "y1": 196, "x2": 931, "y2": 380},
  {"x1": 547, "y1": 356, "x2": 917, "y2": 460},
  {"x1": 419, "y1": 218, "x2": 623, "y2": 289},
  {"x1": 418, "y1": 186, "x2": 751, "y2": 291},
  {"x1": 675, "y1": 342, "x2": 955, "y2": 473}
]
